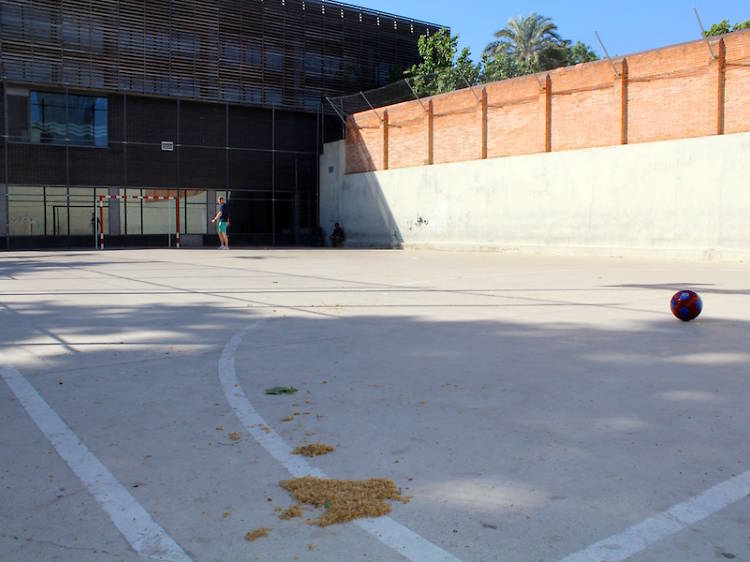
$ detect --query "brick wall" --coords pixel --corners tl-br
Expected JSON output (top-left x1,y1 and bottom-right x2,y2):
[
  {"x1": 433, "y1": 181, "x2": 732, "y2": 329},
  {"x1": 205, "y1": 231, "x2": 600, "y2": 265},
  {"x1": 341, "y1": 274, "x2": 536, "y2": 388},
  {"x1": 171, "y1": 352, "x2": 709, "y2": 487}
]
[
  {"x1": 432, "y1": 89, "x2": 483, "y2": 164},
  {"x1": 345, "y1": 30, "x2": 750, "y2": 173},
  {"x1": 626, "y1": 40, "x2": 716, "y2": 144},
  {"x1": 725, "y1": 30, "x2": 750, "y2": 134},
  {"x1": 486, "y1": 75, "x2": 545, "y2": 157},
  {"x1": 346, "y1": 111, "x2": 381, "y2": 173},
  {"x1": 388, "y1": 100, "x2": 429, "y2": 169},
  {"x1": 550, "y1": 60, "x2": 619, "y2": 150}
]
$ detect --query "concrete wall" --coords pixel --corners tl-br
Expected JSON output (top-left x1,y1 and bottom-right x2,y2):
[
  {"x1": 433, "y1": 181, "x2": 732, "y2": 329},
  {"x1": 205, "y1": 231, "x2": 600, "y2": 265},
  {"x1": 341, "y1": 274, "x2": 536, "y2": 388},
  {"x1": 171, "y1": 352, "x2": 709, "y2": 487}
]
[
  {"x1": 320, "y1": 132, "x2": 750, "y2": 261},
  {"x1": 319, "y1": 140, "x2": 346, "y2": 239}
]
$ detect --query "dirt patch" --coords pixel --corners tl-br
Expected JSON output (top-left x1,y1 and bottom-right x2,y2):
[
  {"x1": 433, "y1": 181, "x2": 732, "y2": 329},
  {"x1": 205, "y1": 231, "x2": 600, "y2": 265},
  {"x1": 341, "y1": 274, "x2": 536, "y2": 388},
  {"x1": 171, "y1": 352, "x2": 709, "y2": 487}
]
[
  {"x1": 279, "y1": 476, "x2": 406, "y2": 527},
  {"x1": 292, "y1": 443, "x2": 335, "y2": 457},
  {"x1": 244, "y1": 526, "x2": 269, "y2": 541},
  {"x1": 229, "y1": 432, "x2": 241, "y2": 441},
  {"x1": 279, "y1": 504, "x2": 303, "y2": 520},
  {"x1": 281, "y1": 416, "x2": 294, "y2": 422}
]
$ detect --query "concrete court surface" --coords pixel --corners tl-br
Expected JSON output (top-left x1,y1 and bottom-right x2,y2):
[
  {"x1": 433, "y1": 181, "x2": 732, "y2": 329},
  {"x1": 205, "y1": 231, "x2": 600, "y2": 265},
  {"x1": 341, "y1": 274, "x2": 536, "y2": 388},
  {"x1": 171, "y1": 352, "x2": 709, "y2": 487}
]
[{"x1": 1, "y1": 248, "x2": 749, "y2": 562}]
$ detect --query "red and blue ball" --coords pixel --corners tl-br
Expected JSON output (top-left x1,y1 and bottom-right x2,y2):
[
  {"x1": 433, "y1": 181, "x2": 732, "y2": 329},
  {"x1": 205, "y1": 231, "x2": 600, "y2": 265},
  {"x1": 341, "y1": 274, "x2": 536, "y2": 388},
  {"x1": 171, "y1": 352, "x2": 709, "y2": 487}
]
[{"x1": 670, "y1": 290, "x2": 702, "y2": 321}]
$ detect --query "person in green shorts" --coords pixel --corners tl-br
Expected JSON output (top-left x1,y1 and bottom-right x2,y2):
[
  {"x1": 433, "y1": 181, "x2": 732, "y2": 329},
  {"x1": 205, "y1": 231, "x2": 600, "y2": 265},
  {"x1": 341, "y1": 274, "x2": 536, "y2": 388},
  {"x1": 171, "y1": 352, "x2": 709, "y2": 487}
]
[{"x1": 211, "y1": 196, "x2": 230, "y2": 250}]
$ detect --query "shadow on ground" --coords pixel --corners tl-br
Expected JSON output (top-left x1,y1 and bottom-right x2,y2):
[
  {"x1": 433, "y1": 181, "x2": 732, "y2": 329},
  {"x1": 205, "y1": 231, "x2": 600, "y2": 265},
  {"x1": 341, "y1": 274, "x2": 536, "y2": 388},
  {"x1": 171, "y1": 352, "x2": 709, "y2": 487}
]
[{"x1": 2, "y1": 267, "x2": 749, "y2": 561}]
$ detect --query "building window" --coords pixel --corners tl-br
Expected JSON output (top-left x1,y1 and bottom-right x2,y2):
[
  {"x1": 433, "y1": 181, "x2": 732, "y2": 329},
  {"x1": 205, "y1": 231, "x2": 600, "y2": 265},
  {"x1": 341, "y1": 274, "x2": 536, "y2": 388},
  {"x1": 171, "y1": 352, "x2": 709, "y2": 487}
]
[
  {"x1": 30, "y1": 91, "x2": 108, "y2": 147},
  {"x1": 7, "y1": 92, "x2": 30, "y2": 141}
]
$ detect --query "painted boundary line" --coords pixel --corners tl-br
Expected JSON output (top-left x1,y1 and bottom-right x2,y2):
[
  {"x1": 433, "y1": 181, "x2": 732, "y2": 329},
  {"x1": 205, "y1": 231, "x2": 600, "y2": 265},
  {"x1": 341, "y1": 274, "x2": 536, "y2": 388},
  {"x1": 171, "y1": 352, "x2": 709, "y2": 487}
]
[
  {"x1": 1, "y1": 366, "x2": 192, "y2": 562},
  {"x1": 219, "y1": 323, "x2": 461, "y2": 562},
  {"x1": 558, "y1": 468, "x2": 750, "y2": 562}
]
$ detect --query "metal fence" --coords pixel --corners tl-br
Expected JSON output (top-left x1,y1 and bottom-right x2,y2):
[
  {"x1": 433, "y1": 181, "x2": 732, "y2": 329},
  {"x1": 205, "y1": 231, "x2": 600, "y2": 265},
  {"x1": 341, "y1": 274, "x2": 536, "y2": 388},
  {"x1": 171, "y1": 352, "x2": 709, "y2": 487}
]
[{"x1": 325, "y1": 68, "x2": 493, "y2": 120}]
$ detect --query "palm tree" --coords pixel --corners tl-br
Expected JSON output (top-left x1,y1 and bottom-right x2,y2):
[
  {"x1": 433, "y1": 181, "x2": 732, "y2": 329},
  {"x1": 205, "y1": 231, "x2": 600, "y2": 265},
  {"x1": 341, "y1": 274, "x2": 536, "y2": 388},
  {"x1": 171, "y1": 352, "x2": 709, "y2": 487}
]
[{"x1": 484, "y1": 13, "x2": 565, "y2": 74}]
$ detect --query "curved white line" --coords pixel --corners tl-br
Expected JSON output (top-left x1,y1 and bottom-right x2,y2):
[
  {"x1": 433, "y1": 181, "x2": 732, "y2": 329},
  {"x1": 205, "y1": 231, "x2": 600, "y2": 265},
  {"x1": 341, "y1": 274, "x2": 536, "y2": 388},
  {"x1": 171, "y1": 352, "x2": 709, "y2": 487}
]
[
  {"x1": 1, "y1": 366, "x2": 191, "y2": 562},
  {"x1": 219, "y1": 323, "x2": 460, "y2": 562}
]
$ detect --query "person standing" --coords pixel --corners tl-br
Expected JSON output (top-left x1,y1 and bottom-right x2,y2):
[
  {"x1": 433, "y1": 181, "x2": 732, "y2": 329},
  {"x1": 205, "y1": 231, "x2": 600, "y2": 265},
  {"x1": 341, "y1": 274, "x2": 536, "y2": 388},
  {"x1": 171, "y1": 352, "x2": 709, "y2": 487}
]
[{"x1": 211, "y1": 196, "x2": 230, "y2": 250}]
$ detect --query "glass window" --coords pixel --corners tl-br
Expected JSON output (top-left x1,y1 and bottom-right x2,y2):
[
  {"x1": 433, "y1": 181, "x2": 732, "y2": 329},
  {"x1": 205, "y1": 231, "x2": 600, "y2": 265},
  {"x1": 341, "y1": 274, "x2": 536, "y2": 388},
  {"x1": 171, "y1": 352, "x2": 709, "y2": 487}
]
[
  {"x1": 324, "y1": 55, "x2": 341, "y2": 78},
  {"x1": 45, "y1": 187, "x2": 69, "y2": 236},
  {"x1": 184, "y1": 190, "x2": 207, "y2": 234},
  {"x1": 142, "y1": 196, "x2": 174, "y2": 235},
  {"x1": 8, "y1": 94, "x2": 30, "y2": 141},
  {"x1": 30, "y1": 91, "x2": 108, "y2": 147},
  {"x1": 305, "y1": 52, "x2": 322, "y2": 75},
  {"x1": 30, "y1": 92, "x2": 66, "y2": 144},
  {"x1": 266, "y1": 48, "x2": 283, "y2": 72},
  {"x1": 68, "y1": 187, "x2": 100, "y2": 236},
  {"x1": 265, "y1": 86, "x2": 282, "y2": 106},
  {"x1": 1, "y1": 3, "x2": 26, "y2": 38},
  {"x1": 244, "y1": 41, "x2": 262, "y2": 66},
  {"x1": 8, "y1": 186, "x2": 45, "y2": 236}
]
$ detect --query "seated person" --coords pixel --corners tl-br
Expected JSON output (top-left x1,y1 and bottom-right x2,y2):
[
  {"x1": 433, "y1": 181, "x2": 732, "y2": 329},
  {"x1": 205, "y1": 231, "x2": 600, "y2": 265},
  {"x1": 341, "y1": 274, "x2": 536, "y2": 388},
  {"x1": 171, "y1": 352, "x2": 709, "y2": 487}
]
[{"x1": 330, "y1": 222, "x2": 345, "y2": 247}]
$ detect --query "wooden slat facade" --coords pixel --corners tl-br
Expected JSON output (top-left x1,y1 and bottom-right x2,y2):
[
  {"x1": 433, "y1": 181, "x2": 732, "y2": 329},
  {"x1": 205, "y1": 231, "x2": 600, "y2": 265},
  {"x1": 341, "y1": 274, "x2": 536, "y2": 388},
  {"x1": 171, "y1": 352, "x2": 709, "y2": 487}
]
[{"x1": 0, "y1": 0, "x2": 440, "y2": 109}]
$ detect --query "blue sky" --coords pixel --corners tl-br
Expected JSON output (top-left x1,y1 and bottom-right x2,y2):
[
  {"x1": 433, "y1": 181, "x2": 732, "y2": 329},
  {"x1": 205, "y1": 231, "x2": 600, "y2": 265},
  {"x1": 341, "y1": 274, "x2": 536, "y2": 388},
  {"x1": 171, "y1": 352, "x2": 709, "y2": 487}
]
[{"x1": 352, "y1": 0, "x2": 748, "y2": 60}]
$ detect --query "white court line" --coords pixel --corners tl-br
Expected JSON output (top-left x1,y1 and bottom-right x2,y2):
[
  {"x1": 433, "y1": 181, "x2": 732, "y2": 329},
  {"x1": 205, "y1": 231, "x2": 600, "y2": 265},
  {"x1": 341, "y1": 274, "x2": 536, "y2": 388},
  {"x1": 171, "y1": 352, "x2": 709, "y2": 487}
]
[
  {"x1": 558, "y1": 469, "x2": 750, "y2": 562},
  {"x1": 1, "y1": 366, "x2": 192, "y2": 562},
  {"x1": 219, "y1": 323, "x2": 460, "y2": 562}
]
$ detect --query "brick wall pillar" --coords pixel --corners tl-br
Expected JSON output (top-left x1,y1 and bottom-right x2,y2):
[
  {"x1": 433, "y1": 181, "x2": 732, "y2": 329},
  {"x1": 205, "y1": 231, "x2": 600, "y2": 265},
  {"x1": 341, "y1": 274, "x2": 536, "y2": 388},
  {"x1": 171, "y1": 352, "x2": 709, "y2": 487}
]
[
  {"x1": 544, "y1": 74, "x2": 552, "y2": 152},
  {"x1": 427, "y1": 100, "x2": 434, "y2": 165},
  {"x1": 613, "y1": 58, "x2": 629, "y2": 145},
  {"x1": 481, "y1": 88, "x2": 488, "y2": 159},
  {"x1": 717, "y1": 38, "x2": 726, "y2": 135}
]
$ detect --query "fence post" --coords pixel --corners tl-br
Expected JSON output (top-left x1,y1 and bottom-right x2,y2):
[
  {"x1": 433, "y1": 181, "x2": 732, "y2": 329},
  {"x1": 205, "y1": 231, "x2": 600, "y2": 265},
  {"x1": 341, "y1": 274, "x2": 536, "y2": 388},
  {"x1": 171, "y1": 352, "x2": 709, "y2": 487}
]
[
  {"x1": 427, "y1": 100, "x2": 434, "y2": 165},
  {"x1": 545, "y1": 74, "x2": 552, "y2": 152},
  {"x1": 717, "y1": 38, "x2": 726, "y2": 135},
  {"x1": 382, "y1": 109, "x2": 389, "y2": 170},
  {"x1": 481, "y1": 87, "x2": 488, "y2": 159}
]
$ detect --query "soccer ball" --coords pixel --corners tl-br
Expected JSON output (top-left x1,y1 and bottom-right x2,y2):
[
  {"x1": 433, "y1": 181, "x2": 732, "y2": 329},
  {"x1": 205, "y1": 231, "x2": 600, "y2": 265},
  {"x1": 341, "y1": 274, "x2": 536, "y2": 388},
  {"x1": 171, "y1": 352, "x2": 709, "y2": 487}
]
[{"x1": 670, "y1": 290, "x2": 702, "y2": 321}]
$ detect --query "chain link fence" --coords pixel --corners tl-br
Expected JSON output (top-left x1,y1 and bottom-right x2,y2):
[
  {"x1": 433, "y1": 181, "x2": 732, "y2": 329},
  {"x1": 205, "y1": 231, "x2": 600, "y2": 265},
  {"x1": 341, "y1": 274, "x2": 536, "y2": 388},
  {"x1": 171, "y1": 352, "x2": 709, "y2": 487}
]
[{"x1": 325, "y1": 69, "x2": 495, "y2": 120}]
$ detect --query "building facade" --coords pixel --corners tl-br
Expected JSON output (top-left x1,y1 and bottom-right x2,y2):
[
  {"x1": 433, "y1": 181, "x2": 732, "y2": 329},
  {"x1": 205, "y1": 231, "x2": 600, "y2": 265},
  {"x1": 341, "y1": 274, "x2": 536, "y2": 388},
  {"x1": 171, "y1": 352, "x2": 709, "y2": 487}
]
[{"x1": 0, "y1": 0, "x2": 440, "y2": 248}]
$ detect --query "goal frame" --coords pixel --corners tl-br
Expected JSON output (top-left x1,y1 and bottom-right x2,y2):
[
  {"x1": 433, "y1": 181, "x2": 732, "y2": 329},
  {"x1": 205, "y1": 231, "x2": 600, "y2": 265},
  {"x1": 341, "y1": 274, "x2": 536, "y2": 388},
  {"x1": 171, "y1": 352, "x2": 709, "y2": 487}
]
[{"x1": 97, "y1": 194, "x2": 180, "y2": 249}]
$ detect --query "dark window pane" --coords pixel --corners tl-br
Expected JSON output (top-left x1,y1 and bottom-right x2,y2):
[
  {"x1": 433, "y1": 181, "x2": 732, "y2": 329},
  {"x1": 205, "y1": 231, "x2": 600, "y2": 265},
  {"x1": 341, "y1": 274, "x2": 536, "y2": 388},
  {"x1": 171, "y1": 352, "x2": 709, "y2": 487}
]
[
  {"x1": 8, "y1": 95, "x2": 30, "y2": 141},
  {"x1": 1, "y1": 4, "x2": 25, "y2": 38},
  {"x1": 68, "y1": 95, "x2": 95, "y2": 145},
  {"x1": 94, "y1": 98, "x2": 108, "y2": 147},
  {"x1": 30, "y1": 92, "x2": 67, "y2": 144},
  {"x1": 30, "y1": 92, "x2": 108, "y2": 147}
]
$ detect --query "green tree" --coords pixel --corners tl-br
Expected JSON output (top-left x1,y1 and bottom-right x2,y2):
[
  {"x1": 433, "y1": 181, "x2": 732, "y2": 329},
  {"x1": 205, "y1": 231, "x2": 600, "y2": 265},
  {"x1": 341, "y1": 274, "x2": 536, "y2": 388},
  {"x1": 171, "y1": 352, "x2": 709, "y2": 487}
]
[
  {"x1": 484, "y1": 13, "x2": 564, "y2": 74},
  {"x1": 704, "y1": 19, "x2": 750, "y2": 36},
  {"x1": 405, "y1": 29, "x2": 480, "y2": 96},
  {"x1": 705, "y1": 19, "x2": 732, "y2": 36},
  {"x1": 482, "y1": 14, "x2": 598, "y2": 80},
  {"x1": 406, "y1": 16, "x2": 602, "y2": 95},
  {"x1": 566, "y1": 41, "x2": 600, "y2": 65},
  {"x1": 480, "y1": 51, "x2": 523, "y2": 82},
  {"x1": 454, "y1": 46, "x2": 481, "y2": 86}
]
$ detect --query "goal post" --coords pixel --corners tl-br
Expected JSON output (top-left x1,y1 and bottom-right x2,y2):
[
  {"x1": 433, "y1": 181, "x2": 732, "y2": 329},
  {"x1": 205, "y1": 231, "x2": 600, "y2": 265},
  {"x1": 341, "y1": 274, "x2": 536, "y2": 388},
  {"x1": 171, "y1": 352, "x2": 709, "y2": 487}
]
[{"x1": 97, "y1": 194, "x2": 180, "y2": 249}]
